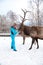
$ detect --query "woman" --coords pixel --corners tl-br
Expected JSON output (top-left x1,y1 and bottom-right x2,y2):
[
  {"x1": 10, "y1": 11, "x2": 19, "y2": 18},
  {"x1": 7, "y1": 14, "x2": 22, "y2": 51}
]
[{"x1": 10, "y1": 23, "x2": 19, "y2": 51}]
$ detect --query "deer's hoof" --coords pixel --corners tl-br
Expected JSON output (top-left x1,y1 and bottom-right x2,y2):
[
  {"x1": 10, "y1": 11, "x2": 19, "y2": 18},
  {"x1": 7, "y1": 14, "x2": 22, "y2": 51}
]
[
  {"x1": 23, "y1": 43, "x2": 25, "y2": 45},
  {"x1": 29, "y1": 47, "x2": 32, "y2": 50},
  {"x1": 36, "y1": 46, "x2": 39, "y2": 49}
]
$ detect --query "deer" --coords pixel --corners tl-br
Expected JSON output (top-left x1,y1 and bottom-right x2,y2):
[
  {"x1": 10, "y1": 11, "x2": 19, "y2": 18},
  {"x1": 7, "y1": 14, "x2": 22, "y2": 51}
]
[{"x1": 13, "y1": 9, "x2": 43, "y2": 50}]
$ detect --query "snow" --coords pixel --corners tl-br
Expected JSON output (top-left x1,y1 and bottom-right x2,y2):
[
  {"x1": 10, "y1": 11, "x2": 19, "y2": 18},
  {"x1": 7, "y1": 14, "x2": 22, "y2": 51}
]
[{"x1": 0, "y1": 36, "x2": 43, "y2": 65}]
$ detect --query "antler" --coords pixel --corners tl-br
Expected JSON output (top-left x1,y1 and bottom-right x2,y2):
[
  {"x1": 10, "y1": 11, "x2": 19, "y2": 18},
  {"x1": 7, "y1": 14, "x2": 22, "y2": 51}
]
[
  {"x1": 19, "y1": 9, "x2": 32, "y2": 31},
  {"x1": 21, "y1": 9, "x2": 28, "y2": 24},
  {"x1": 19, "y1": 9, "x2": 29, "y2": 31},
  {"x1": 20, "y1": 9, "x2": 32, "y2": 24}
]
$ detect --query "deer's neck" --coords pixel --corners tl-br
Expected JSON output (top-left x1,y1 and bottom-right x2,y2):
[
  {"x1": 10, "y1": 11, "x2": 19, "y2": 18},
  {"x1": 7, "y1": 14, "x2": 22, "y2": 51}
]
[{"x1": 19, "y1": 23, "x2": 24, "y2": 31}]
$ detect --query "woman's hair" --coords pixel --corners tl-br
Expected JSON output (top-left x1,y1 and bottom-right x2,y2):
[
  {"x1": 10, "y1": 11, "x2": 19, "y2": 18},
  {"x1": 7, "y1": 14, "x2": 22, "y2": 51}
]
[{"x1": 11, "y1": 26, "x2": 16, "y2": 29}]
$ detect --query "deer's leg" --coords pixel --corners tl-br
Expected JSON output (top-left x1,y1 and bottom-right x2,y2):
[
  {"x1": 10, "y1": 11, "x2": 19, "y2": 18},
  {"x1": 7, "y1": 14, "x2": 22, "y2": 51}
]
[
  {"x1": 36, "y1": 39, "x2": 39, "y2": 49},
  {"x1": 23, "y1": 36, "x2": 25, "y2": 45},
  {"x1": 29, "y1": 38, "x2": 35, "y2": 50}
]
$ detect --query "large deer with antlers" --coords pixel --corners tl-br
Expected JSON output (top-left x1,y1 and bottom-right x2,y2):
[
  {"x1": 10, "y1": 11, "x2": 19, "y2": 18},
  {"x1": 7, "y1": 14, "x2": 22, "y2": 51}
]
[{"x1": 13, "y1": 9, "x2": 43, "y2": 50}]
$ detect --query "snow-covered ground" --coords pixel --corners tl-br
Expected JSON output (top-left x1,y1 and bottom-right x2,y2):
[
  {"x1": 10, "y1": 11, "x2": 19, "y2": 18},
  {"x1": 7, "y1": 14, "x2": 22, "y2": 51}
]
[{"x1": 0, "y1": 36, "x2": 43, "y2": 65}]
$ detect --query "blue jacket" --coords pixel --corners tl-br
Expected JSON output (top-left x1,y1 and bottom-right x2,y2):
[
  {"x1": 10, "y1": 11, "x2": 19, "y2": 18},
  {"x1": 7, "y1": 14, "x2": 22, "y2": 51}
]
[{"x1": 10, "y1": 26, "x2": 19, "y2": 38}]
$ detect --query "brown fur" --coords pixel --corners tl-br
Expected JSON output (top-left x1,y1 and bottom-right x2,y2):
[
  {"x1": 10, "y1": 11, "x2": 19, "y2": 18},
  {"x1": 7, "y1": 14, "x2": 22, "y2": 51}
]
[{"x1": 18, "y1": 25, "x2": 43, "y2": 50}]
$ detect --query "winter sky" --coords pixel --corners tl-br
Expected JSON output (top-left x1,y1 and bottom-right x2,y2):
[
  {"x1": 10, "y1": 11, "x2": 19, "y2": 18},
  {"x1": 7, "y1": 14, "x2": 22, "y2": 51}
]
[
  {"x1": 0, "y1": 0, "x2": 28, "y2": 15},
  {"x1": 0, "y1": 0, "x2": 43, "y2": 15}
]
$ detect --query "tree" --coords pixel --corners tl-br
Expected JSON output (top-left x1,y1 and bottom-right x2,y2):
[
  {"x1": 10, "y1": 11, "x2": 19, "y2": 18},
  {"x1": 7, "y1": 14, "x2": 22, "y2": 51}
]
[
  {"x1": 28, "y1": 0, "x2": 43, "y2": 26},
  {"x1": 7, "y1": 10, "x2": 18, "y2": 23}
]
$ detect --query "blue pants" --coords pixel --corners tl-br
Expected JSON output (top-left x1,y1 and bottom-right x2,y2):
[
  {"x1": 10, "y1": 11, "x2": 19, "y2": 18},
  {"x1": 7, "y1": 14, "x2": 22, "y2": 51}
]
[{"x1": 11, "y1": 37, "x2": 17, "y2": 51}]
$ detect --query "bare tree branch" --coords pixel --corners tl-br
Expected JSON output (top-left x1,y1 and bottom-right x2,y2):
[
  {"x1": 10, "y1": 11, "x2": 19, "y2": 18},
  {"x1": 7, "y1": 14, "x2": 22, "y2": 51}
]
[{"x1": 20, "y1": 15, "x2": 23, "y2": 19}]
